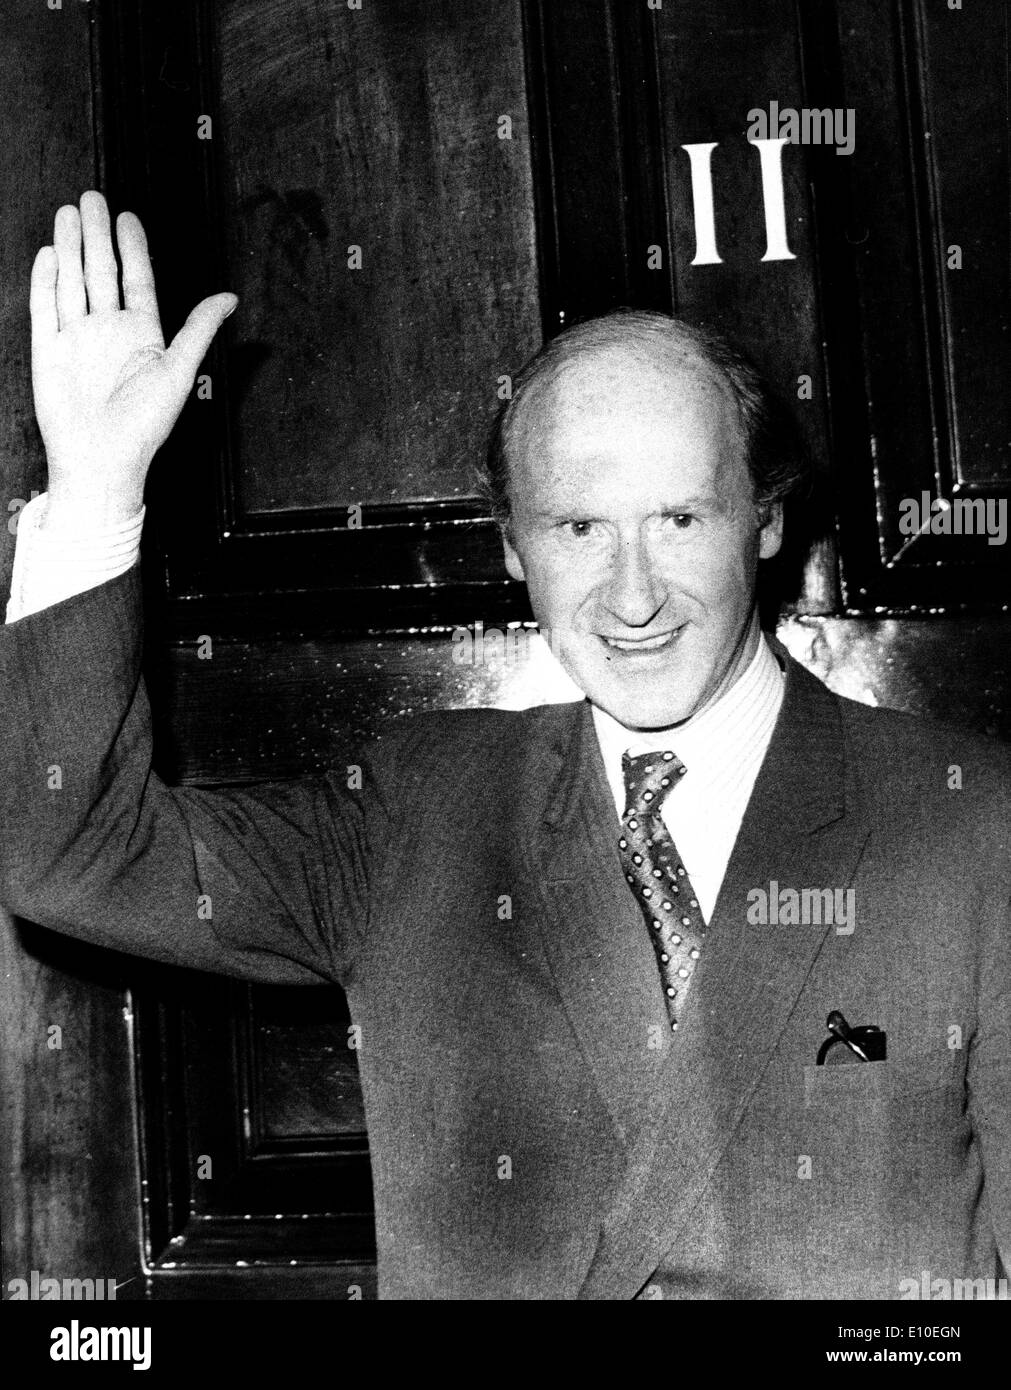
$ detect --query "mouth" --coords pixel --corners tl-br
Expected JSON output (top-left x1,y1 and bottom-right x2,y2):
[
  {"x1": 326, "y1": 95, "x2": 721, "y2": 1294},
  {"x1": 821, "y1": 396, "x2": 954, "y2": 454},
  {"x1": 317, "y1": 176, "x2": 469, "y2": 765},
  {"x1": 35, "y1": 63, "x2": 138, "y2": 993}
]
[{"x1": 600, "y1": 625, "x2": 685, "y2": 655}]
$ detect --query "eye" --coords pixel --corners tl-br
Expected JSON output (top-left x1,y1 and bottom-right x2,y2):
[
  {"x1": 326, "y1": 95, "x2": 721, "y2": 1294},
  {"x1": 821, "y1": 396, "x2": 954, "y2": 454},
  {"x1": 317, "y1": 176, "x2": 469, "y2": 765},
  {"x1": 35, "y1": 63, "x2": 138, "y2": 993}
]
[
  {"x1": 563, "y1": 520, "x2": 596, "y2": 539},
  {"x1": 666, "y1": 513, "x2": 697, "y2": 530}
]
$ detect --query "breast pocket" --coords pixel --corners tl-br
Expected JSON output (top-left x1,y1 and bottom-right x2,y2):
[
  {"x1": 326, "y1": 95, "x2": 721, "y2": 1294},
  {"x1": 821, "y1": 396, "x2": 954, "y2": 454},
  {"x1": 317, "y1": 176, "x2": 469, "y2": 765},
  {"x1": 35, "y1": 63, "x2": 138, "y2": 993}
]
[
  {"x1": 803, "y1": 1053, "x2": 961, "y2": 1107},
  {"x1": 790, "y1": 1054, "x2": 967, "y2": 1295},
  {"x1": 800, "y1": 1053, "x2": 965, "y2": 1250}
]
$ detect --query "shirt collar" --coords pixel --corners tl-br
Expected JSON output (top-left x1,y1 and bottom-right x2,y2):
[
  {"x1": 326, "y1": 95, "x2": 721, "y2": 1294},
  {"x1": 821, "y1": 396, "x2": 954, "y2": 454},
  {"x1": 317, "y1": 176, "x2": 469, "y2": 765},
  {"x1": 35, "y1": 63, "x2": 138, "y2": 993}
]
[{"x1": 591, "y1": 633, "x2": 785, "y2": 808}]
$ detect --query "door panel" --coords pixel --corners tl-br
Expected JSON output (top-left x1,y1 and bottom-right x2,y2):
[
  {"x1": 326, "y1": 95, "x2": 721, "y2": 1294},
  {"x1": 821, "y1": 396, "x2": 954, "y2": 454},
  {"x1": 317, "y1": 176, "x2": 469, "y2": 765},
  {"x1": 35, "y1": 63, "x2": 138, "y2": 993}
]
[{"x1": 214, "y1": 0, "x2": 540, "y2": 513}]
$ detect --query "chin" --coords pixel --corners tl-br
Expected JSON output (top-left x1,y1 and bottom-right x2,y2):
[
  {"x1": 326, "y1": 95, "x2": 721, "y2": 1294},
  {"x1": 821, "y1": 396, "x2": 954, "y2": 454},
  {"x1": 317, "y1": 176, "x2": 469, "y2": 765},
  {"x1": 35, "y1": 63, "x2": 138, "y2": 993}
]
[
  {"x1": 593, "y1": 688, "x2": 698, "y2": 732},
  {"x1": 619, "y1": 706, "x2": 693, "y2": 733}
]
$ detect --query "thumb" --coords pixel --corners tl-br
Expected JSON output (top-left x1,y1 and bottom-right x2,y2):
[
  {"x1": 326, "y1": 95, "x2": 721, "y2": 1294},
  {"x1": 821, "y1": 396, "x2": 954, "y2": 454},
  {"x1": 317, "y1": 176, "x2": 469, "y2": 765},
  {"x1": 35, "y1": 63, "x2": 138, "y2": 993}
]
[{"x1": 164, "y1": 293, "x2": 238, "y2": 388}]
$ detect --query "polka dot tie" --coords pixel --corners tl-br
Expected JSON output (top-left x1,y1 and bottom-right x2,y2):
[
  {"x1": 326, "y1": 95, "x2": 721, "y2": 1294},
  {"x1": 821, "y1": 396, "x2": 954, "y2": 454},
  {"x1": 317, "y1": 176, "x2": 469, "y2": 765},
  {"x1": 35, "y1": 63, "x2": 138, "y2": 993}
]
[{"x1": 619, "y1": 750, "x2": 705, "y2": 1032}]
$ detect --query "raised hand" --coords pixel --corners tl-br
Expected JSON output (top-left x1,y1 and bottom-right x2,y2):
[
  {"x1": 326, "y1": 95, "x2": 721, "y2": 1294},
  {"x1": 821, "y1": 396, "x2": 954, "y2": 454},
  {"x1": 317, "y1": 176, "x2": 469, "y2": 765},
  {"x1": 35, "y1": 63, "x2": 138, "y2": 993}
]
[{"x1": 30, "y1": 190, "x2": 237, "y2": 527}]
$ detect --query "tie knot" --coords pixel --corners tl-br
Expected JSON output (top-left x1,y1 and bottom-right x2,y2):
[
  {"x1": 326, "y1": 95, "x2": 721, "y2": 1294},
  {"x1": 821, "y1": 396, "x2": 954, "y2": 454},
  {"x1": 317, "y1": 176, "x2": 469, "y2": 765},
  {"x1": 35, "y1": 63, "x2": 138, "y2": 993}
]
[{"x1": 621, "y1": 749, "x2": 685, "y2": 818}]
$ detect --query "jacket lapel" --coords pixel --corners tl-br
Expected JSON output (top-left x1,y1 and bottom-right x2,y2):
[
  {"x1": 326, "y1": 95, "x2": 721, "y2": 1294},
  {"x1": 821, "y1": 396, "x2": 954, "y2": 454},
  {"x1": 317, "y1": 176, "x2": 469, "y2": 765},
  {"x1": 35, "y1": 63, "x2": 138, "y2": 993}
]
[
  {"x1": 523, "y1": 701, "x2": 677, "y2": 1145},
  {"x1": 576, "y1": 650, "x2": 871, "y2": 1299}
]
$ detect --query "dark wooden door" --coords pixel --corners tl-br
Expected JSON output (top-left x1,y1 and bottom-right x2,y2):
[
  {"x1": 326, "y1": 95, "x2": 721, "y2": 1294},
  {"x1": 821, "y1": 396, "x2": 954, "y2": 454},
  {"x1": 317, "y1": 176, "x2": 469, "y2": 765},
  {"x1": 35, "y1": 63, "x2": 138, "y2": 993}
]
[{"x1": 2, "y1": 0, "x2": 1007, "y2": 1301}]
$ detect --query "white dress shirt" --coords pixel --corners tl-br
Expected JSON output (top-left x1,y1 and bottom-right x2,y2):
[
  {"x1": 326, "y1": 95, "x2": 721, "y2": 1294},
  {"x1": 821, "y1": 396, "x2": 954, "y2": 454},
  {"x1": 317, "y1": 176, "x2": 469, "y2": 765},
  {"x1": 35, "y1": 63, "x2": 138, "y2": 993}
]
[
  {"x1": 4, "y1": 492, "x2": 144, "y2": 623},
  {"x1": 592, "y1": 635, "x2": 785, "y2": 923}
]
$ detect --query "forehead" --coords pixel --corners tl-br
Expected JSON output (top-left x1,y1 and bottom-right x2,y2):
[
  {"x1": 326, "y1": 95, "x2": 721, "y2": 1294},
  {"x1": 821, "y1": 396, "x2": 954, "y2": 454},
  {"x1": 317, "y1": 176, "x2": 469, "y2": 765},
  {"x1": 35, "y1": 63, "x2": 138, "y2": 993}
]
[{"x1": 508, "y1": 344, "x2": 748, "y2": 507}]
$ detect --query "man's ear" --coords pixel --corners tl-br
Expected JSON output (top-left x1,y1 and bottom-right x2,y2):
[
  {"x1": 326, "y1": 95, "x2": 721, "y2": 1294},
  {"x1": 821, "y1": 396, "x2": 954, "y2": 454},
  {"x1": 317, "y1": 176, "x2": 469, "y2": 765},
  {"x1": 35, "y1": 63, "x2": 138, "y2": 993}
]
[
  {"x1": 502, "y1": 528, "x2": 526, "y2": 582},
  {"x1": 758, "y1": 499, "x2": 784, "y2": 560}
]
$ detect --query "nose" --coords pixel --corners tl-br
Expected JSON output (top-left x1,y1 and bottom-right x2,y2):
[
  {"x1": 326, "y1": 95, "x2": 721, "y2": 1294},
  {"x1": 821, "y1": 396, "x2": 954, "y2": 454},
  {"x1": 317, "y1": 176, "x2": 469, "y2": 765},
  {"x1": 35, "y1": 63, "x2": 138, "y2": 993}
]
[{"x1": 602, "y1": 536, "x2": 668, "y2": 628}]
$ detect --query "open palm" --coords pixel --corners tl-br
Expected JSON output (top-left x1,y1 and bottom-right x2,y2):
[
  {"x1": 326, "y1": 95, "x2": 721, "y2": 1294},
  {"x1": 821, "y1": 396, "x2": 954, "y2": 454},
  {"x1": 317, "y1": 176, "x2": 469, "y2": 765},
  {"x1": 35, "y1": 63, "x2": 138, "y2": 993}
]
[{"x1": 31, "y1": 191, "x2": 237, "y2": 524}]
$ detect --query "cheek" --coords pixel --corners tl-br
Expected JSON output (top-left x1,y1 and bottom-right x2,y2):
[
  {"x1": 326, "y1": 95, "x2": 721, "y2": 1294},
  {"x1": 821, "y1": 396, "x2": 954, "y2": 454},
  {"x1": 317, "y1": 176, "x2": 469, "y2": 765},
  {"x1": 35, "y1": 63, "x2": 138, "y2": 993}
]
[
  {"x1": 683, "y1": 530, "x2": 760, "y2": 608},
  {"x1": 523, "y1": 554, "x2": 586, "y2": 619}
]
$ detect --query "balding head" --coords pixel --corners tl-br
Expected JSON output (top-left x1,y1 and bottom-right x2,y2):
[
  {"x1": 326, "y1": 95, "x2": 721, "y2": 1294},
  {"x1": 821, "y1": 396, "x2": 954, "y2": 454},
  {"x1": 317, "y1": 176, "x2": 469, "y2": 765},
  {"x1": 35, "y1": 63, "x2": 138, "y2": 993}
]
[
  {"x1": 485, "y1": 309, "x2": 805, "y2": 531},
  {"x1": 491, "y1": 310, "x2": 793, "y2": 730}
]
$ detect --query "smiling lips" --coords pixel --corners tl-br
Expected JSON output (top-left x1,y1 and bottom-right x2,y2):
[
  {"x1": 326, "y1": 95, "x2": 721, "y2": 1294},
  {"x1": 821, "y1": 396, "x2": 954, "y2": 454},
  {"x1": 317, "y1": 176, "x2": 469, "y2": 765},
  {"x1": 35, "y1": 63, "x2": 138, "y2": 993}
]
[{"x1": 601, "y1": 625, "x2": 685, "y2": 653}]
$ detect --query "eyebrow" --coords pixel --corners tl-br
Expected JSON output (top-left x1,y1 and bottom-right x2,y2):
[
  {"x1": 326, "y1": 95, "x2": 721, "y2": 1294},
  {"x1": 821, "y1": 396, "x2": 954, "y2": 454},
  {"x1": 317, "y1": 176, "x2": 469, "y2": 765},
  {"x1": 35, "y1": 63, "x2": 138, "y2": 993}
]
[
  {"x1": 528, "y1": 496, "x2": 723, "y2": 519},
  {"x1": 659, "y1": 497, "x2": 723, "y2": 512}
]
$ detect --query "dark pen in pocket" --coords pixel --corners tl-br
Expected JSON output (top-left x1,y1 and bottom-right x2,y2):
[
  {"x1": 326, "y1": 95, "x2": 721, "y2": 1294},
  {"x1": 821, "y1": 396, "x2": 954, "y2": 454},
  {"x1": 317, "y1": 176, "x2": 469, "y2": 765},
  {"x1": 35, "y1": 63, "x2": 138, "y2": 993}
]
[{"x1": 816, "y1": 1010, "x2": 887, "y2": 1065}]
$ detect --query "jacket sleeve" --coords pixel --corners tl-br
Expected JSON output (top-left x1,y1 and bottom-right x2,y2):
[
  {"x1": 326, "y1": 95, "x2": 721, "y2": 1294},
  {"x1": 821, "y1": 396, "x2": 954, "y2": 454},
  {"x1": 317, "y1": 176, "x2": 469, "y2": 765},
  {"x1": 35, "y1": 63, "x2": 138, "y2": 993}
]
[
  {"x1": 0, "y1": 564, "x2": 377, "y2": 986},
  {"x1": 967, "y1": 882, "x2": 1011, "y2": 1273}
]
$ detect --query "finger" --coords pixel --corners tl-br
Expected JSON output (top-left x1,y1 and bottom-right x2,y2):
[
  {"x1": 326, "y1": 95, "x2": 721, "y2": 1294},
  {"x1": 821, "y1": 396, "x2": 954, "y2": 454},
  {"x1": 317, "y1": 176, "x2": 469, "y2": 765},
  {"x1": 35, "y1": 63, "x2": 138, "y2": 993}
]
[
  {"x1": 164, "y1": 293, "x2": 238, "y2": 390},
  {"x1": 53, "y1": 203, "x2": 87, "y2": 328},
  {"x1": 117, "y1": 211, "x2": 162, "y2": 327},
  {"x1": 80, "y1": 190, "x2": 121, "y2": 314},
  {"x1": 30, "y1": 246, "x2": 60, "y2": 346}
]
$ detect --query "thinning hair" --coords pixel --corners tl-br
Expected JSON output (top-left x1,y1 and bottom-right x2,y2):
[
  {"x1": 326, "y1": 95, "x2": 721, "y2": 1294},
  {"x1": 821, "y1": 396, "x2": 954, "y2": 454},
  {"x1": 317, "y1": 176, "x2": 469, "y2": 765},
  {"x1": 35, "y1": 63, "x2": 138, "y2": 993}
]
[{"x1": 484, "y1": 309, "x2": 809, "y2": 527}]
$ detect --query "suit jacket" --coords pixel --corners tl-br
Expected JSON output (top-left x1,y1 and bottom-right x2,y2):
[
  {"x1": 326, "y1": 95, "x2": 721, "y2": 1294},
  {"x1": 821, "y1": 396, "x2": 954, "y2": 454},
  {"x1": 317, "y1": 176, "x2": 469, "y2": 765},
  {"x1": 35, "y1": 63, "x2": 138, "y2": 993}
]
[{"x1": 1, "y1": 565, "x2": 1009, "y2": 1299}]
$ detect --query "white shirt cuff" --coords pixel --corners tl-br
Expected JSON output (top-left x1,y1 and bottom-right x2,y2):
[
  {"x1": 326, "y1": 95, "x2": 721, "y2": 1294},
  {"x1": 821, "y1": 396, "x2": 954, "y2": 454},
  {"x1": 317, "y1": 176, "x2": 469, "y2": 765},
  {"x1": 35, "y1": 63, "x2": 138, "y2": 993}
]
[{"x1": 5, "y1": 492, "x2": 145, "y2": 623}]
